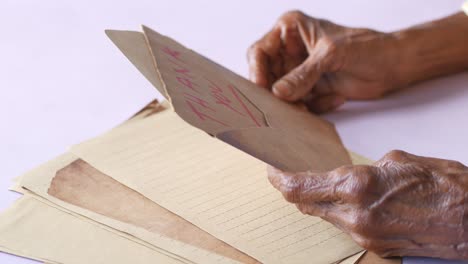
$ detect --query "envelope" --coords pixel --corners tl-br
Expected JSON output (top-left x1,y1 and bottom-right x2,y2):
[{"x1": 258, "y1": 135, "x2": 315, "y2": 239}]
[{"x1": 105, "y1": 27, "x2": 351, "y2": 172}]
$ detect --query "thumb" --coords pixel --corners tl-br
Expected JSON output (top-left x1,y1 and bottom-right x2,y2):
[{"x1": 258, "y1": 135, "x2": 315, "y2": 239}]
[
  {"x1": 267, "y1": 166, "x2": 341, "y2": 203},
  {"x1": 272, "y1": 55, "x2": 323, "y2": 102}
]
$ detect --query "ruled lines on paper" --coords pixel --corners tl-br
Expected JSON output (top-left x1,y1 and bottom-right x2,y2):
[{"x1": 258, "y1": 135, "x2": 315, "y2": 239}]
[{"x1": 71, "y1": 111, "x2": 361, "y2": 264}]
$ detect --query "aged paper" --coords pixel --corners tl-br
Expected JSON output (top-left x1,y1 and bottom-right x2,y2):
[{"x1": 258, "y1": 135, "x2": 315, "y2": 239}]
[
  {"x1": 19, "y1": 153, "x2": 239, "y2": 264},
  {"x1": 0, "y1": 195, "x2": 183, "y2": 264},
  {"x1": 105, "y1": 30, "x2": 167, "y2": 98},
  {"x1": 71, "y1": 109, "x2": 363, "y2": 264},
  {"x1": 339, "y1": 251, "x2": 365, "y2": 264},
  {"x1": 107, "y1": 28, "x2": 350, "y2": 173},
  {"x1": 12, "y1": 98, "x2": 392, "y2": 264},
  {"x1": 18, "y1": 153, "x2": 371, "y2": 264},
  {"x1": 18, "y1": 99, "x2": 246, "y2": 264}
]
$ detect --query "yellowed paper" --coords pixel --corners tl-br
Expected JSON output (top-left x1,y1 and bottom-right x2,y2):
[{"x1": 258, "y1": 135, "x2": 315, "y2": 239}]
[
  {"x1": 105, "y1": 30, "x2": 167, "y2": 98},
  {"x1": 17, "y1": 100, "x2": 249, "y2": 264},
  {"x1": 26, "y1": 189, "x2": 194, "y2": 263},
  {"x1": 17, "y1": 154, "x2": 368, "y2": 264},
  {"x1": 19, "y1": 152, "x2": 239, "y2": 264},
  {"x1": 339, "y1": 251, "x2": 365, "y2": 264},
  {"x1": 71, "y1": 109, "x2": 363, "y2": 264},
  {"x1": 0, "y1": 245, "x2": 59, "y2": 264},
  {"x1": 0, "y1": 195, "x2": 184, "y2": 264}
]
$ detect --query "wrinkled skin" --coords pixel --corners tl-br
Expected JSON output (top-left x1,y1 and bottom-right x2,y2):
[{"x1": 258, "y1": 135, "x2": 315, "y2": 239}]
[
  {"x1": 268, "y1": 150, "x2": 468, "y2": 259},
  {"x1": 249, "y1": 10, "x2": 468, "y2": 259},
  {"x1": 247, "y1": 10, "x2": 401, "y2": 113}
]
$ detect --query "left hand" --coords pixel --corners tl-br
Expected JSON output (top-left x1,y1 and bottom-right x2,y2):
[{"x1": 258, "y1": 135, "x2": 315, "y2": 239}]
[
  {"x1": 268, "y1": 150, "x2": 468, "y2": 259},
  {"x1": 247, "y1": 11, "x2": 402, "y2": 113}
]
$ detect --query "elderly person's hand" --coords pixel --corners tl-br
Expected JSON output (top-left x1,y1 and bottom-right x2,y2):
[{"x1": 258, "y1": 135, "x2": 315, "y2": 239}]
[
  {"x1": 247, "y1": 10, "x2": 401, "y2": 113},
  {"x1": 268, "y1": 150, "x2": 468, "y2": 259},
  {"x1": 248, "y1": 11, "x2": 468, "y2": 113}
]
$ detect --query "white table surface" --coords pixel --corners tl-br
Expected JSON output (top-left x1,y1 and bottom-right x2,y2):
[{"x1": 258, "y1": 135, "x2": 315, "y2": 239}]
[{"x1": 1, "y1": 0, "x2": 468, "y2": 263}]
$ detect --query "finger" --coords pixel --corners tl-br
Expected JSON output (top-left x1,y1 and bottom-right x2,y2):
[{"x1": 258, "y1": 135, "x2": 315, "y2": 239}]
[
  {"x1": 247, "y1": 47, "x2": 270, "y2": 88},
  {"x1": 295, "y1": 203, "x2": 325, "y2": 216},
  {"x1": 267, "y1": 166, "x2": 342, "y2": 203},
  {"x1": 279, "y1": 19, "x2": 307, "y2": 74},
  {"x1": 277, "y1": 11, "x2": 308, "y2": 57},
  {"x1": 271, "y1": 55, "x2": 323, "y2": 101},
  {"x1": 247, "y1": 28, "x2": 282, "y2": 88},
  {"x1": 304, "y1": 93, "x2": 346, "y2": 114}
]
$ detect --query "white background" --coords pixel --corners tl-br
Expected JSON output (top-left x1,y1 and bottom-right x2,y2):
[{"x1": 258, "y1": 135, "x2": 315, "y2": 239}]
[{"x1": 1, "y1": 0, "x2": 468, "y2": 263}]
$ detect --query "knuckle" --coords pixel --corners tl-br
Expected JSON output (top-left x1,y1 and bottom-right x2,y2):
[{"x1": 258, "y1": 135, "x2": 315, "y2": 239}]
[
  {"x1": 295, "y1": 203, "x2": 306, "y2": 214},
  {"x1": 352, "y1": 166, "x2": 375, "y2": 193},
  {"x1": 383, "y1": 149, "x2": 408, "y2": 162},
  {"x1": 319, "y1": 37, "x2": 338, "y2": 54},
  {"x1": 279, "y1": 10, "x2": 306, "y2": 22},
  {"x1": 333, "y1": 165, "x2": 354, "y2": 177},
  {"x1": 247, "y1": 43, "x2": 261, "y2": 59},
  {"x1": 448, "y1": 160, "x2": 467, "y2": 170},
  {"x1": 295, "y1": 203, "x2": 311, "y2": 215},
  {"x1": 335, "y1": 166, "x2": 375, "y2": 203},
  {"x1": 314, "y1": 36, "x2": 345, "y2": 72},
  {"x1": 282, "y1": 188, "x2": 299, "y2": 203},
  {"x1": 279, "y1": 181, "x2": 301, "y2": 203}
]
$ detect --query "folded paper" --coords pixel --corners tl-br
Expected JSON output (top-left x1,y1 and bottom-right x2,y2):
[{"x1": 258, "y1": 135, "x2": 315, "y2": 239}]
[
  {"x1": 19, "y1": 153, "x2": 253, "y2": 264},
  {"x1": 106, "y1": 27, "x2": 351, "y2": 172},
  {"x1": 0, "y1": 195, "x2": 183, "y2": 264}
]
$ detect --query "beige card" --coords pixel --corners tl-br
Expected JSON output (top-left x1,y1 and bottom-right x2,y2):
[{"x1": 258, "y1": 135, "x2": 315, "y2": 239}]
[
  {"x1": 105, "y1": 30, "x2": 166, "y2": 99},
  {"x1": 71, "y1": 109, "x2": 364, "y2": 264},
  {"x1": 0, "y1": 195, "x2": 184, "y2": 264},
  {"x1": 19, "y1": 152, "x2": 239, "y2": 264},
  {"x1": 107, "y1": 28, "x2": 350, "y2": 173}
]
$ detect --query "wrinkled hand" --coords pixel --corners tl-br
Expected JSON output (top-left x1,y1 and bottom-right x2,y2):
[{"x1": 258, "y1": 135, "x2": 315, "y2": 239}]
[
  {"x1": 248, "y1": 11, "x2": 402, "y2": 113},
  {"x1": 268, "y1": 150, "x2": 468, "y2": 259}
]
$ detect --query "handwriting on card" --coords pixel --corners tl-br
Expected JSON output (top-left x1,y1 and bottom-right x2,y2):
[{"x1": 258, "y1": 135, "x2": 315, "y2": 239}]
[{"x1": 154, "y1": 43, "x2": 266, "y2": 132}]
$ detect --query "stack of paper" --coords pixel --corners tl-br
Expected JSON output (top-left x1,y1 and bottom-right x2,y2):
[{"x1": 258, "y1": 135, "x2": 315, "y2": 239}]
[{"x1": 0, "y1": 26, "x2": 401, "y2": 264}]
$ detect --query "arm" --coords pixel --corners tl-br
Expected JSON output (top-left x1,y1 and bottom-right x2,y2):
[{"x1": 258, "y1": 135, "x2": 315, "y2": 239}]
[
  {"x1": 248, "y1": 11, "x2": 468, "y2": 113},
  {"x1": 395, "y1": 12, "x2": 468, "y2": 87}
]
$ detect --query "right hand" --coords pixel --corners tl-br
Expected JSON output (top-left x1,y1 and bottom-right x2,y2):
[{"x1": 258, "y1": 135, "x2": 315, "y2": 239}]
[
  {"x1": 268, "y1": 150, "x2": 468, "y2": 259},
  {"x1": 247, "y1": 11, "x2": 403, "y2": 113}
]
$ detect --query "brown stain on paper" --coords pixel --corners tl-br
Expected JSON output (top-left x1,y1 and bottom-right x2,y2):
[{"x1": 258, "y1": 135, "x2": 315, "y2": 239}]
[
  {"x1": 48, "y1": 159, "x2": 259, "y2": 264},
  {"x1": 47, "y1": 159, "x2": 400, "y2": 264}
]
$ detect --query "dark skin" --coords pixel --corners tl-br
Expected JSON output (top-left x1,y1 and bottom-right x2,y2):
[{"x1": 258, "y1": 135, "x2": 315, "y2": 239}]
[{"x1": 248, "y1": 11, "x2": 468, "y2": 259}]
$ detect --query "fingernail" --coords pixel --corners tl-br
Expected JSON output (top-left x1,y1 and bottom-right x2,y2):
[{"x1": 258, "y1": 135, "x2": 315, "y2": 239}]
[
  {"x1": 332, "y1": 97, "x2": 345, "y2": 108},
  {"x1": 272, "y1": 81, "x2": 292, "y2": 98}
]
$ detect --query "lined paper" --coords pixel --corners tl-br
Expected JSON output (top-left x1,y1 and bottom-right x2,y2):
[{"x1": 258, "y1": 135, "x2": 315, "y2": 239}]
[
  {"x1": 19, "y1": 152, "x2": 243, "y2": 264},
  {"x1": 71, "y1": 110, "x2": 364, "y2": 264},
  {"x1": 0, "y1": 195, "x2": 183, "y2": 264}
]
